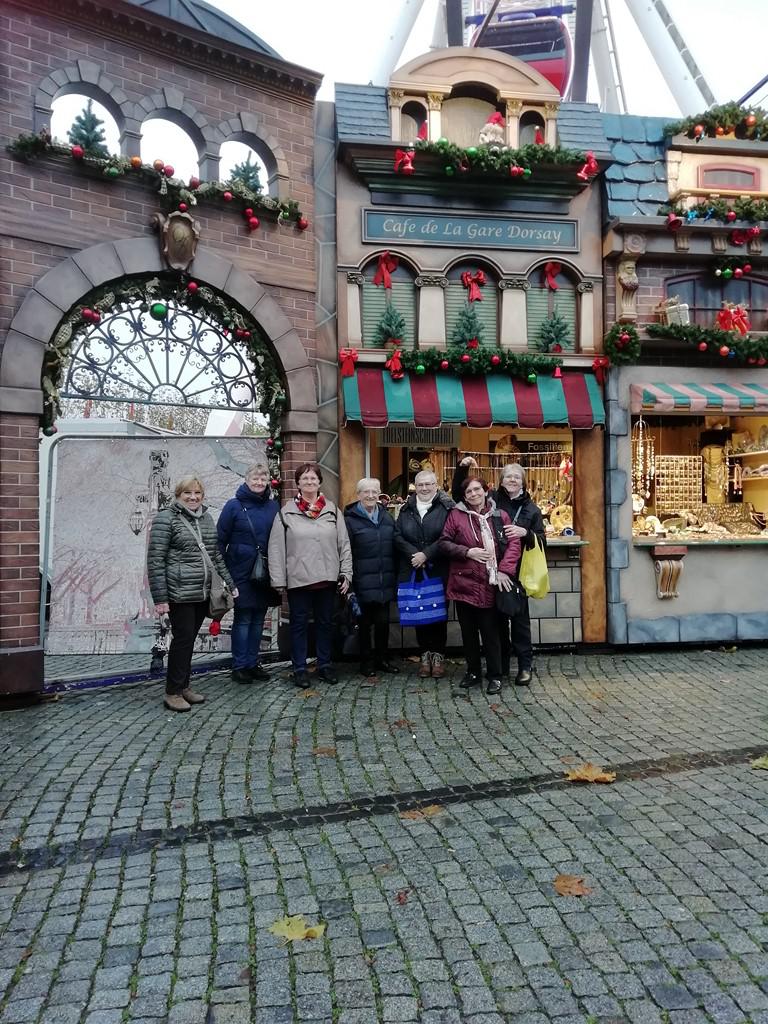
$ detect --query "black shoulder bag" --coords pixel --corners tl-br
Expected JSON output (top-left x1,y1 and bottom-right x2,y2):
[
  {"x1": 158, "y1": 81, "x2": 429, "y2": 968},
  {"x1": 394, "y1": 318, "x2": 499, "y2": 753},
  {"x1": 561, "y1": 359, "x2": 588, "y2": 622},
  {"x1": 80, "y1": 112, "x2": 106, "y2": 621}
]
[
  {"x1": 491, "y1": 510, "x2": 526, "y2": 618},
  {"x1": 241, "y1": 506, "x2": 270, "y2": 584}
]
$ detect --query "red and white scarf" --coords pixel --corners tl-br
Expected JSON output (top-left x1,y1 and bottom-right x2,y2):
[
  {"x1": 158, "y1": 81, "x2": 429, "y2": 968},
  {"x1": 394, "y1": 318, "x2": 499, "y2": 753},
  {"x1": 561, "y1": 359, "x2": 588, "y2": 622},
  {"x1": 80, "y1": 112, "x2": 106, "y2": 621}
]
[
  {"x1": 460, "y1": 500, "x2": 499, "y2": 585},
  {"x1": 295, "y1": 492, "x2": 326, "y2": 519}
]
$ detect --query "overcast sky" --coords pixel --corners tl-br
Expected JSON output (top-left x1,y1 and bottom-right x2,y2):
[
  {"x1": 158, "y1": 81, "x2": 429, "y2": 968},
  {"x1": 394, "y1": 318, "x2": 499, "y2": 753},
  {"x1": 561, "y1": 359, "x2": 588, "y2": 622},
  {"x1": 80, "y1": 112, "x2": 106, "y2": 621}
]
[{"x1": 51, "y1": 0, "x2": 768, "y2": 181}]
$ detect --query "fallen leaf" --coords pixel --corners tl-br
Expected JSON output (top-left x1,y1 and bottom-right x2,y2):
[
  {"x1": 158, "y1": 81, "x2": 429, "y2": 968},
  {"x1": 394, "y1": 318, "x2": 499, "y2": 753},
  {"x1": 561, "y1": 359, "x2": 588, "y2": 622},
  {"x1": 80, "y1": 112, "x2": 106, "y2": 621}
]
[
  {"x1": 719, "y1": 645, "x2": 738, "y2": 653},
  {"x1": 268, "y1": 914, "x2": 326, "y2": 944},
  {"x1": 554, "y1": 873, "x2": 593, "y2": 897},
  {"x1": 399, "y1": 803, "x2": 443, "y2": 821},
  {"x1": 406, "y1": 655, "x2": 421, "y2": 663},
  {"x1": 589, "y1": 690, "x2": 605, "y2": 700},
  {"x1": 391, "y1": 718, "x2": 414, "y2": 730},
  {"x1": 751, "y1": 754, "x2": 768, "y2": 771},
  {"x1": 489, "y1": 703, "x2": 514, "y2": 716},
  {"x1": 312, "y1": 746, "x2": 337, "y2": 758},
  {"x1": 395, "y1": 887, "x2": 412, "y2": 905},
  {"x1": 373, "y1": 862, "x2": 391, "y2": 875},
  {"x1": 565, "y1": 762, "x2": 616, "y2": 784},
  {"x1": 295, "y1": 689, "x2": 320, "y2": 699},
  {"x1": 291, "y1": 735, "x2": 299, "y2": 748}
]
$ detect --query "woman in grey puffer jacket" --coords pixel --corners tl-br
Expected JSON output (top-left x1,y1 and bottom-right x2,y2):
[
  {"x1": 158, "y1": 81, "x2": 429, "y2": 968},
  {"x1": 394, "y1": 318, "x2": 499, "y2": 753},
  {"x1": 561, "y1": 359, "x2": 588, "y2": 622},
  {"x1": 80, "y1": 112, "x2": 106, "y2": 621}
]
[{"x1": 147, "y1": 476, "x2": 236, "y2": 713}]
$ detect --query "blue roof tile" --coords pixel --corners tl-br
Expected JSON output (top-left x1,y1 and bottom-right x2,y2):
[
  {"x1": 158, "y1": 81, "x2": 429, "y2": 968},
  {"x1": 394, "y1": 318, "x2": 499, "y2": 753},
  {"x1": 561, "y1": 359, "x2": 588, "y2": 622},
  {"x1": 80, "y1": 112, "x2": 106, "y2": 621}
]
[
  {"x1": 335, "y1": 84, "x2": 390, "y2": 141},
  {"x1": 601, "y1": 112, "x2": 670, "y2": 218},
  {"x1": 624, "y1": 162, "x2": 657, "y2": 184},
  {"x1": 637, "y1": 183, "x2": 669, "y2": 203},
  {"x1": 556, "y1": 102, "x2": 611, "y2": 157}
]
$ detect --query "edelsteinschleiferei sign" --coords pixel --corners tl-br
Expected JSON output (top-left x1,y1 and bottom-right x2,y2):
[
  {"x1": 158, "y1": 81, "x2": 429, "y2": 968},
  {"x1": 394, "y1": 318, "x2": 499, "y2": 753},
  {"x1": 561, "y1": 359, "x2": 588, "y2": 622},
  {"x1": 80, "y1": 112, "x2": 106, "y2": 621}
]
[{"x1": 363, "y1": 209, "x2": 578, "y2": 251}]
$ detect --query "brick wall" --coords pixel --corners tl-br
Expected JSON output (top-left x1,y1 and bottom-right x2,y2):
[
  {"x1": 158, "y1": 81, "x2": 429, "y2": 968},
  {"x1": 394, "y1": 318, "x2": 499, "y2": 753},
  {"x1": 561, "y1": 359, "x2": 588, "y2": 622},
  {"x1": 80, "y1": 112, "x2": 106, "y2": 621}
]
[
  {"x1": 605, "y1": 257, "x2": 701, "y2": 325},
  {"x1": 0, "y1": 414, "x2": 40, "y2": 648}
]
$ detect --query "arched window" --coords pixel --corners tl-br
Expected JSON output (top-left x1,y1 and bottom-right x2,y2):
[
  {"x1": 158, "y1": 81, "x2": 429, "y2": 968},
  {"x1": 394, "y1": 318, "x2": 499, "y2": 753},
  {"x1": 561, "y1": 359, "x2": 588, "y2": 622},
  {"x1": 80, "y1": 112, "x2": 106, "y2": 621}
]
[
  {"x1": 666, "y1": 274, "x2": 768, "y2": 332},
  {"x1": 519, "y1": 110, "x2": 545, "y2": 146},
  {"x1": 401, "y1": 101, "x2": 427, "y2": 142},
  {"x1": 698, "y1": 164, "x2": 760, "y2": 191},
  {"x1": 140, "y1": 119, "x2": 199, "y2": 180},
  {"x1": 220, "y1": 141, "x2": 267, "y2": 193},
  {"x1": 441, "y1": 85, "x2": 498, "y2": 148},
  {"x1": 51, "y1": 95, "x2": 119, "y2": 155},
  {"x1": 361, "y1": 256, "x2": 417, "y2": 349},
  {"x1": 445, "y1": 261, "x2": 498, "y2": 347},
  {"x1": 526, "y1": 264, "x2": 577, "y2": 351}
]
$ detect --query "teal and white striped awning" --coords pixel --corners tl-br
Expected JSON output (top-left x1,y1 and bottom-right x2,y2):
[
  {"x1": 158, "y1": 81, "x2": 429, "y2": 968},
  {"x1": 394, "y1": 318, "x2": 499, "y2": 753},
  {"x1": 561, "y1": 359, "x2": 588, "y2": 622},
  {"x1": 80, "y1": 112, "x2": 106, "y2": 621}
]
[{"x1": 630, "y1": 381, "x2": 768, "y2": 414}]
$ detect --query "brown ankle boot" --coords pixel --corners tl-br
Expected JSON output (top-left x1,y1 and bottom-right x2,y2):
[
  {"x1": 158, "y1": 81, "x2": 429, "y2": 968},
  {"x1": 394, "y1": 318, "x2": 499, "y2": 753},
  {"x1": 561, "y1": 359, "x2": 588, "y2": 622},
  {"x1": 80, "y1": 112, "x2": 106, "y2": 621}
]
[
  {"x1": 431, "y1": 653, "x2": 445, "y2": 678},
  {"x1": 181, "y1": 688, "x2": 205, "y2": 704},
  {"x1": 418, "y1": 652, "x2": 432, "y2": 678},
  {"x1": 164, "y1": 693, "x2": 191, "y2": 712}
]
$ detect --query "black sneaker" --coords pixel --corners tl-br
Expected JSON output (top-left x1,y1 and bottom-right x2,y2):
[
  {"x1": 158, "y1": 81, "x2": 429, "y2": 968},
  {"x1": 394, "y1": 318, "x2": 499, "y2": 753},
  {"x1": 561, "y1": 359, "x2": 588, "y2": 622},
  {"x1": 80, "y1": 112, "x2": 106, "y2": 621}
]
[
  {"x1": 232, "y1": 669, "x2": 253, "y2": 684},
  {"x1": 375, "y1": 661, "x2": 400, "y2": 674},
  {"x1": 292, "y1": 671, "x2": 311, "y2": 688},
  {"x1": 459, "y1": 672, "x2": 480, "y2": 689},
  {"x1": 317, "y1": 667, "x2": 338, "y2": 685},
  {"x1": 360, "y1": 663, "x2": 377, "y2": 678},
  {"x1": 248, "y1": 664, "x2": 270, "y2": 681},
  {"x1": 486, "y1": 678, "x2": 502, "y2": 695}
]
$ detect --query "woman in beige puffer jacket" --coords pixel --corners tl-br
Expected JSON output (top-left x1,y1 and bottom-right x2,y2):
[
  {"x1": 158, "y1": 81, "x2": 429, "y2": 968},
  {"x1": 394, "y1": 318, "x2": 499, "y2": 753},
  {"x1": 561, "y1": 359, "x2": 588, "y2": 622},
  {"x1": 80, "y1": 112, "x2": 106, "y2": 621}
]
[{"x1": 268, "y1": 463, "x2": 352, "y2": 687}]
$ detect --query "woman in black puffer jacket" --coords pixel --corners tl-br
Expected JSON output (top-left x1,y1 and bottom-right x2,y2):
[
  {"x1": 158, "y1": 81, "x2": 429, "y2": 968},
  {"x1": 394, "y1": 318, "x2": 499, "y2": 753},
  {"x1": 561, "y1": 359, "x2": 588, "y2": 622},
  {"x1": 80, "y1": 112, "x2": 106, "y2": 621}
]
[
  {"x1": 453, "y1": 458, "x2": 545, "y2": 686},
  {"x1": 344, "y1": 478, "x2": 398, "y2": 676}
]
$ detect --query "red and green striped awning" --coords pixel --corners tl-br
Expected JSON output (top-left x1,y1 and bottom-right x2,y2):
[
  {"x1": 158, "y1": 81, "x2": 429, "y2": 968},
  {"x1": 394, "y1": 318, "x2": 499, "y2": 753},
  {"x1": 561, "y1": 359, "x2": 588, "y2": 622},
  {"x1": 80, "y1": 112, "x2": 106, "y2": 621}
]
[
  {"x1": 343, "y1": 369, "x2": 604, "y2": 429},
  {"x1": 631, "y1": 381, "x2": 768, "y2": 414}
]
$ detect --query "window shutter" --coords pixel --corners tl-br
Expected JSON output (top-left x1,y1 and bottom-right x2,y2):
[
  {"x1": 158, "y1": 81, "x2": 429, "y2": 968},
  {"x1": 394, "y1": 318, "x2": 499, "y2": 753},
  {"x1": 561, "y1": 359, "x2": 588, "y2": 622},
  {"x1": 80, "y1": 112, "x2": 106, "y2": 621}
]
[
  {"x1": 361, "y1": 282, "x2": 416, "y2": 348},
  {"x1": 445, "y1": 285, "x2": 498, "y2": 346},
  {"x1": 526, "y1": 286, "x2": 577, "y2": 351}
]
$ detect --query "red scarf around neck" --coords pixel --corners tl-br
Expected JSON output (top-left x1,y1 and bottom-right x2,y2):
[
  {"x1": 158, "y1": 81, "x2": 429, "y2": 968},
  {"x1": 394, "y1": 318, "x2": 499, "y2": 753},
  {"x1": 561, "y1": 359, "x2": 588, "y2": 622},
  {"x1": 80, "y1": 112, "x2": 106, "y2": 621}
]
[{"x1": 295, "y1": 492, "x2": 326, "y2": 518}]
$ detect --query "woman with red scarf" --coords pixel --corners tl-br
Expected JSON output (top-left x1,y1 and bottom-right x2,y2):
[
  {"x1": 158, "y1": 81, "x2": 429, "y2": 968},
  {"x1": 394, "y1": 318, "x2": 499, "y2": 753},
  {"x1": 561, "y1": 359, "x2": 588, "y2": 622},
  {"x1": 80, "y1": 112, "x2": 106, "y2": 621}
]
[{"x1": 268, "y1": 463, "x2": 353, "y2": 688}]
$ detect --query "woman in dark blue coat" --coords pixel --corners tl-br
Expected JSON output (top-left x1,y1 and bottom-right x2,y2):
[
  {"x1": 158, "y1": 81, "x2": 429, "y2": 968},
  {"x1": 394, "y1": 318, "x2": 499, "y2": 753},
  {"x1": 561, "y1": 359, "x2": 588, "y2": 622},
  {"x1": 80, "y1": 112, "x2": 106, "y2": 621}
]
[
  {"x1": 344, "y1": 477, "x2": 398, "y2": 677},
  {"x1": 217, "y1": 463, "x2": 279, "y2": 682}
]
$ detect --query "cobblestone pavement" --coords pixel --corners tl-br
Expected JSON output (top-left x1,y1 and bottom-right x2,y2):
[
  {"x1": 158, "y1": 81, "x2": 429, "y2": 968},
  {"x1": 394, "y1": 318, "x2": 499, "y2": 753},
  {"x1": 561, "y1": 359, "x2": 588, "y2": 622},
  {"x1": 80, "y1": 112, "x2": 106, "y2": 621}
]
[{"x1": 2, "y1": 648, "x2": 768, "y2": 1024}]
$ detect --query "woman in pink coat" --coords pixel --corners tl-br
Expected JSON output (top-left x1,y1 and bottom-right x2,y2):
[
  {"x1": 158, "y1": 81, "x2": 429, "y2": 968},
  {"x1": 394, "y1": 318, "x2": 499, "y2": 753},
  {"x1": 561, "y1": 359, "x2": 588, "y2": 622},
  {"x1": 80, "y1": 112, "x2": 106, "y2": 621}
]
[{"x1": 439, "y1": 476, "x2": 521, "y2": 695}]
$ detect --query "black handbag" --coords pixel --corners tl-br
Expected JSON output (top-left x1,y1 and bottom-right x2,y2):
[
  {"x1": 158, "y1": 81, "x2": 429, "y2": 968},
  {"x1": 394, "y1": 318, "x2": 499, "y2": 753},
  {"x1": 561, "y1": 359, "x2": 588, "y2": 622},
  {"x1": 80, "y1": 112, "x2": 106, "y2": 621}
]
[
  {"x1": 495, "y1": 579, "x2": 526, "y2": 618},
  {"x1": 242, "y1": 506, "x2": 270, "y2": 584}
]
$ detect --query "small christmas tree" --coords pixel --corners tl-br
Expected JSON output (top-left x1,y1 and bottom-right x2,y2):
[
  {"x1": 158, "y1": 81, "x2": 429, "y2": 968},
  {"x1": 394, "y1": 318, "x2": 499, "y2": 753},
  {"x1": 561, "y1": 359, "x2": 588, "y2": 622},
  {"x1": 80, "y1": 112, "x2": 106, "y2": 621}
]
[
  {"x1": 537, "y1": 308, "x2": 570, "y2": 353},
  {"x1": 68, "y1": 99, "x2": 108, "y2": 157},
  {"x1": 451, "y1": 302, "x2": 484, "y2": 347},
  {"x1": 373, "y1": 303, "x2": 407, "y2": 346},
  {"x1": 229, "y1": 153, "x2": 262, "y2": 192}
]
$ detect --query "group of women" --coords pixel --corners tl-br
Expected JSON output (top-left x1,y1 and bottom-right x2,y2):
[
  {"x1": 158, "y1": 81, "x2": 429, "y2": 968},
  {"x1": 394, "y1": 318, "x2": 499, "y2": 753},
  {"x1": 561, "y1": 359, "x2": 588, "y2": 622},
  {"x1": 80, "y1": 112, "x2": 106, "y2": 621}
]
[{"x1": 147, "y1": 456, "x2": 544, "y2": 710}]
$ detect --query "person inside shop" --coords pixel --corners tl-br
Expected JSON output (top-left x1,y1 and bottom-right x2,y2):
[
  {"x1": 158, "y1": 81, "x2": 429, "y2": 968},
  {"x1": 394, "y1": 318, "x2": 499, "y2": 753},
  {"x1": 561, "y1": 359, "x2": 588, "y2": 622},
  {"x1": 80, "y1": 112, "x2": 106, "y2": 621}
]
[
  {"x1": 453, "y1": 457, "x2": 545, "y2": 686},
  {"x1": 439, "y1": 475, "x2": 521, "y2": 695},
  {"x1": 268, "y1": 463, "x2": 352, "y2": 688},
  {"x1": 148, "y1": 476, "x2": 237, "y2": 713},
  {"x1": 393, "y1": 469, "x2": 454, "y2": 678},
  {"x1": 217, "y1": 463, "x2": 279, "y2": 684},
  {"x1": 344, "y1": 477, "x2": 399, "y2": 677}
]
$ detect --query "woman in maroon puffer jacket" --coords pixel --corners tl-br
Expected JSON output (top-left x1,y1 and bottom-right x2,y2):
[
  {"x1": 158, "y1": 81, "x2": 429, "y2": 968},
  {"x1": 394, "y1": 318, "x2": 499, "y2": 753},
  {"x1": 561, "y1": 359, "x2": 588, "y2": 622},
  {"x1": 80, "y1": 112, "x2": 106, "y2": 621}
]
[{"x1": 439, "y1": 476, "x2": 521, "y2": 695}]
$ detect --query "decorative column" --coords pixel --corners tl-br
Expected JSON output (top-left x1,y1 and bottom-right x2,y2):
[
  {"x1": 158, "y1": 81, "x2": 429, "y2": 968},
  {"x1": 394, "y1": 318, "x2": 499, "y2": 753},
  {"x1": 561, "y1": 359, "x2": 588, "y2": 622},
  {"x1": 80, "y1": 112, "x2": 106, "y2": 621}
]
[
  {"x1": 415, "y1": 275, "x2": 447, "y2": 348},
  {"x1": 426, "y1": 93, "x2": 444, "y2": 141},
  {"x1": 499, "y1": 278, "x2": 529, "y2": 349},
  {"x1": 616, "y1": 259, "x2": 639, "y2": 323},
  {"x1": 388, "y1": 89, "x2": 404, "y2": 140},
  {"x1": 346, "y1": 272, "x2": 364, "y2": 347},
  {"x1": 577, "y1": 281, "x2": 595, "y2": 352},
  {"x1": 505, "y1": 99, "x2": 522, "y2": 148},
  {"x1": 544, "y1": 102, "x2": 559, "y2": 147}
]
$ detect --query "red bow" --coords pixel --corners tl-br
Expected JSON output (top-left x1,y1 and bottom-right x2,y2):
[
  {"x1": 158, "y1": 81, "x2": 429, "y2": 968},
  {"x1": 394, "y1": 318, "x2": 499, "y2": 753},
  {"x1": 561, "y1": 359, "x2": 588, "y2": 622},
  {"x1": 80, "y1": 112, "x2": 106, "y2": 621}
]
[
  {"x1": 729, "y1": 230, "x2": 748, "y2": 247},
  {"x1": 339, "y1": 348, "x2": 359, "y2": 377},
  {"x1": 394, "y1": 148, "x2": 415, "y2": 174},
  {"x1": 577, "y1": 151, "x2": 599, "y2": 181},
  {"x1": 461, "y1": 270, "x2": 486, "y2": 302},
  {"x1": 385, "y1": 347, "x2": 404, "y2": 380},
  {"x1": 543, "y1": 262, "x2": 561, "y2": 290},
  {"x1": 372, "y1": 251, "x2": 399, "y2": 290},
  {"x1": 719, "y1": 305, "x2": 751, "y2": 335},
  {"x1": 592, "y1": 355, "x2": 610, "y2": 385}
]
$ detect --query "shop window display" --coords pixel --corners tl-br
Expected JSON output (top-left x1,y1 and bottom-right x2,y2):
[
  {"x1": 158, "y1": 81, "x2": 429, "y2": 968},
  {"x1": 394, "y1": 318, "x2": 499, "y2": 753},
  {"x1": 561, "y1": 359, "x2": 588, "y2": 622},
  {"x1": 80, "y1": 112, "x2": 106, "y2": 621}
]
[{"x1": 664, "y1": 274, "x2": 768, "y2": 331}]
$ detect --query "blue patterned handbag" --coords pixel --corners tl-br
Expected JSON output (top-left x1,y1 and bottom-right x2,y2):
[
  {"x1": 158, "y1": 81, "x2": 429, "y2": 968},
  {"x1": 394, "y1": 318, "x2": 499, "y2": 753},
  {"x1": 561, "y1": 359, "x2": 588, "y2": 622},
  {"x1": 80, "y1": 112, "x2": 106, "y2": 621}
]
[{"x1": 397, "y1": 569, "x2": 448, "y2": 626}]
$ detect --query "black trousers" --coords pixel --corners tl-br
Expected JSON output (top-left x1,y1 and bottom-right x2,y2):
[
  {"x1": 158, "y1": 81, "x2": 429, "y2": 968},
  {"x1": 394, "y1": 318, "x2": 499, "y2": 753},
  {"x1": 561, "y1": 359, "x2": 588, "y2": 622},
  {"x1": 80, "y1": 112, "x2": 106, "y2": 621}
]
[
  {"x1": 455, "y1": 601, "x2": 502, "y2": 680},
  {"x1": 358, "y1": 601, "x2": 390, "y2": 667},
  {"x1": 498, "y1": 598, "x2": 533, "y2": 674},
  {"x1": 415, "y1": 619, "x2": 447, "y2": 656},
  {"x1": 167, "y1": 600, "x2": 208, "y2": 695}
]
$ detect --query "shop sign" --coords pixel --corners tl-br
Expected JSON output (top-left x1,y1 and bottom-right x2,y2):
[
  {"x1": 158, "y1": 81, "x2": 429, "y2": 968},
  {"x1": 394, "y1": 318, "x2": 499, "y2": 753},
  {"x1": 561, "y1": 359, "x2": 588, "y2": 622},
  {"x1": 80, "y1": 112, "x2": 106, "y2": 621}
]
[
  {"x1": 377, "y1": 425, "x2": 460, "y2": 448},
  {"x1": 363, "y1": 210, "x2": 578, "y2": 251}
]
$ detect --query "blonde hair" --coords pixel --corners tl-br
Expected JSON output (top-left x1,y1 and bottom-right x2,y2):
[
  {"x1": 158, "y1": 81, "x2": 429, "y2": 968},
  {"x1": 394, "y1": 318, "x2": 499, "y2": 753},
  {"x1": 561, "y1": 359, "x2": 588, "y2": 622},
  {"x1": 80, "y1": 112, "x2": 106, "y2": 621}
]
[
  {"x1": 245, "y1": 463, "x2": 269, "y2": 478},
  {"x1": 500, "y1": 463, "x2": 526, "y2": 489},
  {"x1": 174, "y1": 476, "x2": 205, "y2": 497},
  {"x1": 356, "y1": 477, "x2": 381, "y2": 493}
]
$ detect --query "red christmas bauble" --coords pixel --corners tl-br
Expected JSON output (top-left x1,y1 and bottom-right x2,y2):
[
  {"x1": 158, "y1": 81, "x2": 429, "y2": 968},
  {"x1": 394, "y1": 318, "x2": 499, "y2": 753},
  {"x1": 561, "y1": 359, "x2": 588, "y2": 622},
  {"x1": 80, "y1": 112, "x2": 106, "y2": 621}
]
[
  {"x1": 491, "y1": 354, "x2": 501, "y2": 366},
  {"x1": 726, "y1": 210, "x2": 737, "y2": 222},
  {"x1": 248, "y1": 216, "x2": 260, "y2": 230},
  {"x1": 552, "y1": 343, "x2": 563, "y2": 353},
  {"x1": 297, "y1": 216, "x2": 309, "y2": 230},
  {"x1": 71, "y1": 145, "x2": 84, "y2": 160},
  {"x1": 163, "y1": 165, "x2": 174, "y2": 178},
  {"x1": 223, "y1": 191, "x2": 233, "y2": 202},
  {"x1": 129, "y1": 155, "x2": 142, "y2": 169},
  {"x1": 266, "y1": 437, "x2": 275, "y2": 448},
  {"x1": 744, "y1": 264, "x2": 752, "y2": 273},
  {"x1": 698, "y1": 342, "x2": 708, "y2": 352},
  {"x1": 693, "y1": 124, "x2": 704, "y2": 137},
  {"x1": 440, "y1": 359, "x2": 449, "y2": 370},
  {"x1": 734, "y1": 268, "x2": 743, "y2": 278},
  {"x1": 719, "y1": 345, "x2": 730, "y2": 357},
  {"x1": 460, "y1": 353, "x2": 471, "y2": 364},
  {"x1": 208, "y1": 620, "x2": 221, "y2": 636},
  {"x1": 178, "y1": 202, "x2": 187, "y2": 212},
  {"x1": 748, "y1": 226, "x2": 761, "y2": 239},
  {"x1": 716, "y1": 126, "x2": 725, "y2": 136},
  {"x1": 188, "y1": 176, "x2": 200, "y2": 189},
  {"x1": 187, "y1": 282, "x2": 198, "y2": 293},
  {"x1": 746, "y1": 114, "x2": 757, "y2": 127},
  {"x1": 92, "y1": 312, "x2": 101, "y2": 324},
  {"x1": 244, "y1": 208, "x2": 254, "y2": 218},
  {"x1": 82, "y1": 308, "x2": 94, "y2": 321},
  {"x1": 759, "y1": 357, "x2": 767, "y2": 366},
  {"x1": 153, "y1": 159, "x2": 165, "y2": 171},
  {"x1": 748, "y1": 357, "x2": 757, "y2": 364},
  {"x1": 620, "y1": 332, "x2": 630, "y2": 343}
]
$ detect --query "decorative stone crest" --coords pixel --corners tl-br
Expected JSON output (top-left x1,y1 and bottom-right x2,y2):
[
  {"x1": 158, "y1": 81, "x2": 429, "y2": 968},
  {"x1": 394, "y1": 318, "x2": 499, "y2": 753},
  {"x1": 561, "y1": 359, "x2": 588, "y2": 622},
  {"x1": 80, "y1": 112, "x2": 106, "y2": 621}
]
[
  {"x1": 346, "y1": 272, "x2": 365, "y2": 285},
  {"x1": 622, "y1": 232, "x2": 647, "y2": 256},
  {"x1": 500, "y1": 277, "x2": 529, "y2": 290},
  {"x1": 415, "y1": 275, "x2": 448, "y2": 288},
  {"x1": 577, "y1": 281, "x2": 595, "y2": 294},
  {"x1": 152, "y1": 211, "x2": 200, "y2": 272}
]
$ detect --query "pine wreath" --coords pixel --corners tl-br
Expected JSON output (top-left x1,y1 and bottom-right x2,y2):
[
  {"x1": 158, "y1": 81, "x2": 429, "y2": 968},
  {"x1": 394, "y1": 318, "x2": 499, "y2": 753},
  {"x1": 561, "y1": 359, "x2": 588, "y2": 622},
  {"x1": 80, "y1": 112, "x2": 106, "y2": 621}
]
[{"x1": 604, "y1": 323, "x2": 640, "y2": 365}]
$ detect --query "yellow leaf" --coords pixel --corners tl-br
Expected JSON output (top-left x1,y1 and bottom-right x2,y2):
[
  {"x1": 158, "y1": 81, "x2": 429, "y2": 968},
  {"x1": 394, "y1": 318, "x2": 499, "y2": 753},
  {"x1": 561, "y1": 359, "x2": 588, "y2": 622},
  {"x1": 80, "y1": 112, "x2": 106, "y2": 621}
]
[
  {"x1": 565, "y1": 762, "x2": 616, "y2": 784},
  {"x1": 751, "y1": 754, "x2": 768, "y2": 771},
  {"x1": 268, "y1": 914, "x2": 326, "y2": 944},
  {"x1": 554, "y1": 874, "x2": 593, "y2": 897},
  {"x1": 400, "y1": 803, "x2": 443, "y2": 821},
  {"x1": 295, "y1": 689, "x2": 320, "y2": 699},
  {"x1": 312, "y1": 746, "x2": 337, "y2": 757}
]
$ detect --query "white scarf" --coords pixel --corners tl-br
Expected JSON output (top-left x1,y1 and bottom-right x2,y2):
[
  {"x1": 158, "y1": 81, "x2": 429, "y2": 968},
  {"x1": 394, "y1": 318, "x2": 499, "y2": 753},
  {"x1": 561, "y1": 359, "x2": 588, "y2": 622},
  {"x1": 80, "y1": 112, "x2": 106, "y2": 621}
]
[
  {"x1": 416, "y1": 497, "x2": 433, "y2": 519},
  {"x1": 458, "y1": 499, "x2": 499, "y2": 585}
]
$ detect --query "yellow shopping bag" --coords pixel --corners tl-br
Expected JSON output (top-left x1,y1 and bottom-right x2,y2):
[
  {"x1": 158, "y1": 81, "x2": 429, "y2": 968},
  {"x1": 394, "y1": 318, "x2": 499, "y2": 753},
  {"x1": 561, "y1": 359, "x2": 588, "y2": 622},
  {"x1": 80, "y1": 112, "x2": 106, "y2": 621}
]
[{"x1": 519, "y1": 536, "x2": 549, "y2": 599}]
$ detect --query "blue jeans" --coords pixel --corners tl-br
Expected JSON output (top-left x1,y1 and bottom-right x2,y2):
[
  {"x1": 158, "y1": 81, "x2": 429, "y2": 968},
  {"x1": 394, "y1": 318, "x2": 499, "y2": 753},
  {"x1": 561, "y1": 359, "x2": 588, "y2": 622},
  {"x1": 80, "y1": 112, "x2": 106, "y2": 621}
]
[
  {"x1": 231, "y1": 604, "x2": 267, "y2": 669},
  {"x1": 287, "y1": 586, "x2": 335, "y2": 671}
]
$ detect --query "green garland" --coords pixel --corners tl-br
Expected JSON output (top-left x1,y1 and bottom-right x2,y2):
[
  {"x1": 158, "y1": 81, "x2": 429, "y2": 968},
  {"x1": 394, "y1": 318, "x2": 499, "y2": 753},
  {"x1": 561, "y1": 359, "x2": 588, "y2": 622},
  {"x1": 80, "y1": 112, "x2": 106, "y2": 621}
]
[
  {"x1": 658, "y1": 196, "x2": 768, "y2": 224},
  {"x1": 665, "y1": 102, "x2": 768, "y2": 142},
  {"x1": 413, "y1": 138, "x2": 585, "y2": 178},
  {"x1": 604, "y1": 323, "x2": 641, "y2": 365},
  {"x1": 646, "y1": 322, "x2": 768, "y2": 364},
  {"x1": 399, "y1": 346, "x2": 562, "y2": 379},
  {"x1": 41, "y1": 274, "x2": 288, "y2": 474},
  {"x1": 7, "y1": 130, "x2": 306, "y2": 226}
]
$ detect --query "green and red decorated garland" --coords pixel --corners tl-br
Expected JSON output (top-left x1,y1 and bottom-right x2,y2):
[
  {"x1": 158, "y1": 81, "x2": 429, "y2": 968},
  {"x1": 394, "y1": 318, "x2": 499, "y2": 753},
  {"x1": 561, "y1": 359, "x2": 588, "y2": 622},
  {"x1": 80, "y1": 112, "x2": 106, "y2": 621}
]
[{"x1": 665, "y1": 102, "x2": 768, "y2": 142}]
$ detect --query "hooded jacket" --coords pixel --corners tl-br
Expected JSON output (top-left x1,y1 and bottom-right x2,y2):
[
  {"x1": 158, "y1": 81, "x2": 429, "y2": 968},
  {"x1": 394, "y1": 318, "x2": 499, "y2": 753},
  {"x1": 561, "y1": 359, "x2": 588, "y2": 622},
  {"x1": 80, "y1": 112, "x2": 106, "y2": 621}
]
[
  {"x1": 393, "y1": 491, "x2": 454, "y2": 583},
  {"x1": 217, "y1": 483, "x2": 279, "y2": 608},
  {"x1": 268, "y1": 497, "x2": 353, "y2": 590},
  {"x1": 147, "y1": 501, "x2": 234, "y2": 605},
  {"x1": 439, "y1": 499, "x2": 521, "y2": 607},
  {"x1": 344, "y1": 502, "x2": 397, "y2": 605}
]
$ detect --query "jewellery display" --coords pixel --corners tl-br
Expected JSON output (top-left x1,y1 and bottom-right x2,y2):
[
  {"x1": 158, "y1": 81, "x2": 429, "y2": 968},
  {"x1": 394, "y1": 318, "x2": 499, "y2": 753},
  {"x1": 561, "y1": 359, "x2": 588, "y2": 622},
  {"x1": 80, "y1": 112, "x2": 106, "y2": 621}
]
[
  {"x1": 631, "y1": 417, "x2": 655, "y2": 500},
  {"x1": 654, "y1": 455, "x2": 704, "y2": 514}
]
